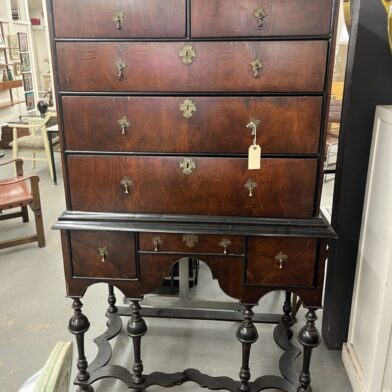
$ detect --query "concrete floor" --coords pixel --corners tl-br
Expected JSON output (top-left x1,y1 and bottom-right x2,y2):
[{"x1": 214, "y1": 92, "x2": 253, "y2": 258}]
[{"x1": 0, "y1": 151, "x2": 351, "y2": 391}]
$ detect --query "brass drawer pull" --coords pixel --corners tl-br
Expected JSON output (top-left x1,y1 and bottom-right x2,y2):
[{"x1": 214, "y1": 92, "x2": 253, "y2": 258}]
[
  {"x1": 118, "y1": 116, "x2": 131, "y2": 135},
  {"x1": 275, "y1": 251, "x2": 288, "y2": 269},
  {"x1": 120, "y1": 176, "x2": 133, "y2": 194},
  {"x1": 183, "y1": 234, "x2": 198, "y2": 248},
  {"x1": 98, "y1": 246, "x2": 109, "y2": 262},
  {"x1": 244, "y1": 178, "x2": 257, "y2": 197},
  {"x1": 179, "y1": 45, "x2": 196, "y2": 65},
  {"x1": 250, "y1": 58, "x2": 263, "y2": 78},
  {"x1": 219, "y1": 238, "x2": 232, "y2": 254},
  {"x1": 115, "y1": 59, "x2": 127, "y2": 79},
  {"x1": 180, "y1": 99, "x2": 196, "y2": 118},
  {"x1": 253, "y1": 6, "x2": 267, "y2": 29},
  {"x1": 180, "y1": 158, "x2": 196, "y2": 175},
  {"x1": 113, "y1": 11, "x2": 124, "y2": 30},
  {"x1": 152, "y1": 236, "x2": 162, "y2": 252}
]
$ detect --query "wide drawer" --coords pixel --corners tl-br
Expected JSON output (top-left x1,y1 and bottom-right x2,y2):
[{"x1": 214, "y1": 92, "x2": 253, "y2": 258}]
[
  {"x1": 191, "y1": 0, "x2": 333, "y2": 38},
  {"x1": 246, "y1": 237, "x2": 318, "y2": 287},
  {"x1": 69, "y1": 231, "x2": 137, "y2": 279},
  {"x1": 139, "y1": 233, "x2": 244, "y2": 255},
  {"x1": 52, "y1": 0, "x2": 186, "y2": 38},
  {"x1": 57, "y1": 41, "x2": 328, "y2": 92},
  {"x1": 67, "y1": 155, "x2": 317, "y2": 218},
  {"x1": 62, "y1": 96, "x2": 323, "y2": 154}
]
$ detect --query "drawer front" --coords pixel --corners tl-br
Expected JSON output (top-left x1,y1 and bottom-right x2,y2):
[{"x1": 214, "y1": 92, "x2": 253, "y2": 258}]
[
  {"x1": 139, "y1": 233, "x2": 244, "y2": 255},
  {"x1": 62, "y1": 96, "x2": 322, "y2": 154},
  {"x1": 191, "y1": 0, "x2": 333, "y2": 38},
  {"x1": 67, "y1": 156, "x2": 317, "y2": 218},
  {"x1": 57, "y1": 41, "x2": 328, "y2": 92},
  {"x1": 69, "y1": 231, "x2": 137, "y2": 279},
  {"x1": 246, "y1": 237, "x2": 318, "y2": 287},
  {"x1": 53, "y1": 0, "x2": 186, "y2": 38}
]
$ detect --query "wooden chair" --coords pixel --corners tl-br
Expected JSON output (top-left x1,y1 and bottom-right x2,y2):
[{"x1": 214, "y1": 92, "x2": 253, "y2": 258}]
[
  {"x1": 8, "y1": 112, "x2": 59, "y2": 181},
  {"x1": 0, "y1": 158, "x2": 45, "y2": 250}
]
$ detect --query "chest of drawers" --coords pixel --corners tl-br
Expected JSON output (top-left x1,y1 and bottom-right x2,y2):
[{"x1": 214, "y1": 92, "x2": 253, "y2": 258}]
[{"x1": 48, "y1": 1, "x2": 338, "y2": 391}]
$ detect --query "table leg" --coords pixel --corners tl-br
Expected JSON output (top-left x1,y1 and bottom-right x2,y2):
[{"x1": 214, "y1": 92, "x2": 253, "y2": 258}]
[{"x1": 48, "y1": 132, "x2": 57, "y2": 185}]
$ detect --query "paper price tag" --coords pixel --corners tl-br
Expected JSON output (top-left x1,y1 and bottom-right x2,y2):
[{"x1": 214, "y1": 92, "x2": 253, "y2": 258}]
[{"x1": 248, "y1": 145, "x2": 261, "y2": 170}]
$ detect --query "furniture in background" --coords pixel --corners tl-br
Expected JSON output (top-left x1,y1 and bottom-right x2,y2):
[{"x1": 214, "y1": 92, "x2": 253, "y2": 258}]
[
  {"x1": 0, "y1": 158, "x2": 45, "y2": 249},
  {"x1": 48, "y1": 1, "x2": 338, "y2": 391}
]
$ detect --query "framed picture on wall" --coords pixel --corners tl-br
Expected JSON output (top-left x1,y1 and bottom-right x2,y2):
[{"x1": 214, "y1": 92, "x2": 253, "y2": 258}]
[
  {"x1": 20, "y1": 52, "x2": 30, "y2": 72},
  {"x1": 23, "y1": 73, "x2": 33, "y2": 91},
  {"x1": 18, "y1": 32, "x2": 28, "y2": 52},
  {"x1": 8, "y1": 36, "x2": 19, "y2": 60},
  {"x1": 13, "y1": 63, "x2": 21, "y2": 76},
  {"x1": 25, "y1": 91, "x2": 35, "y2": 111},
  {"x1": 0, "y1": 31, "x2": 5, "y2": 48}
]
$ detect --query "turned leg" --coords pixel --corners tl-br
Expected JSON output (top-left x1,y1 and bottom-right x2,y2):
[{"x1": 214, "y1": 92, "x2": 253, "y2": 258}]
[
  {"x1": 282, "y1": 291, "x2": 294, "y2": 340},
  {"x1": 297, "y1": 309, "x2": 321, "y2": 392},
  {"x1": 68, "y1": 299, "x2": 93, "y2": 392},
  {"x1": 127, "y1": 300, "x2": 148, "y2": 385},
  {"x1": 236, "y1": 305, "x2": 259, "y2": 392},
  {"x1": 107, "y1": 284, "x2": 117, "y2": 313}
]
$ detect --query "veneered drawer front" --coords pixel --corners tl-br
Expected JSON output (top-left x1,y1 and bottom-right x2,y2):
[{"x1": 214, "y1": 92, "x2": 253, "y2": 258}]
[
  {"x1": 191, "y1": 0, "x2": 333, "y2": 38},
  {"x1": 246, "y1": 237, "x2": 318, "y2": 287},
  {"x1": 67, "y1": 156, "x2": 317, "y2": 218},
  {"x1": 62, "y1": 96, "x2": 322, "y2": 154},
  {"x1": 53, "y1": 0, "x2": 186, "y2": 38},
  {"x1": 57, "y1": 41, "x2": 328, "y2": 93},
  {"x1": 69, "y1": 231, "x2": 137, "y2": 279},
  {"x1": 139, "y1": 233, "x2": 244, "y2": 255}
]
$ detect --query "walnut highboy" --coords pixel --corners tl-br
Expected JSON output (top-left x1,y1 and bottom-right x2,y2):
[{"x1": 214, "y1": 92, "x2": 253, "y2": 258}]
[{"x1": 47, "y1": 1, "x2": 338, "y2": 391}]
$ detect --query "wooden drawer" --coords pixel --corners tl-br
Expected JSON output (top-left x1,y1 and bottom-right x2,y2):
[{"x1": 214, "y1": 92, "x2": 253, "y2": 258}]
[
  {"x1": 62, "y1": 96, "x2": 322, "y2": 154},
  {"x1": 246, "y1": 237, "x2": 318, "y2": 287},
  {"x1": 67, "y1": 155, "x2": 317, "y2": 218},
  {"x1": 191, "y1": 0, "x2": 333, "y2": 38},
  {"x1": 139, "y1": 233, "x2": 244, "y2": 255},
  {"x1": 57, "y1": 41, "x2": 328, "y2": 93},
  {"x1": 69, "y1": 231, "x2": 137, "y2": 279},
  {"x1": 52, "y1": 0, "x2": 186, "y2": 38}
]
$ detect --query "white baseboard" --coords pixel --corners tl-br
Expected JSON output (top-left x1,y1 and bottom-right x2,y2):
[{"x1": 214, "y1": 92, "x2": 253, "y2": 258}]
[{"x1": 342, "y1": 343, "x2": 366, "y2": 392}]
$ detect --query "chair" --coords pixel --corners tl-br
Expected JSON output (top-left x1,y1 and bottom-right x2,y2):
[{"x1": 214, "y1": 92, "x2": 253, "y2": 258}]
[
  {"x1": 8, "y1": 112, "x2": 59, "y2": 181},
  {"x1": 0, "y1": 158, "x2": 45, "y2": 250}
]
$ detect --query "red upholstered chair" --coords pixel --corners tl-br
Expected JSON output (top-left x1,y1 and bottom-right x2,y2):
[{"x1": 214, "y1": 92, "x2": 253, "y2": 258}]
[{"x1": 0, "y1": 158, "x2": 45, "y2": 250}]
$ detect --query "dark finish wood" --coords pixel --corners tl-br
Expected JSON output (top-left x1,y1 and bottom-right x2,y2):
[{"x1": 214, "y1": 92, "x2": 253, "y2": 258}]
[
  {"x1": 107, "y1": 285, "x2": 117, "y2": 314},
  {"x1": 53, "y1": 0, "x2": 186, "y2": 38},
  {"x1": 323, "y1": 0, "x2": 392, "y2": 349},
  {"x1": 69, "y1": 231, "x2": 137, "y2": 279},
  {"x1": 0, "y1": 125, "x2": 29, "y2": 149},
  {"x1": 56, "y1": 41, "x2": 328, "y2": 93},
  {"x1": 191, "y1": 0, "x2": 333, "y2": 38},
  {"x1": 62, "y1": 96, "x2": 323, "y2": 155},
  {"x1": 67, "y1": 155, "x2": 318, "y2": 218},
  {"x1": 246, "y1": 237, "x2": 318, "y2": 287}
]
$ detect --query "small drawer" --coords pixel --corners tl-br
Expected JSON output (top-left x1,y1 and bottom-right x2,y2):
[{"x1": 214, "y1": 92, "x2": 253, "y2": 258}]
[
  {"x1": 246, "y1": 237, "x2": 318, "y2": 287},
  {"x1": 139, "y1": 233, "x2": 244, "y2": 255},
  {"x1": 69, "y1": 231, "x2": 137, "y2": 279},
  {"x1": 53, "y1": 0, "x2": 186, "y2": 38},
  {"x1": 191, "y1": 0, "x2": 333, "y2": 38}
]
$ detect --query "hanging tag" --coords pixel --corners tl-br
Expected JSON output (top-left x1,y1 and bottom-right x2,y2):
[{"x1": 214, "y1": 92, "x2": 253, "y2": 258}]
[{"x1": 248, "y1": 145, "x2": 261, "y2": 170}]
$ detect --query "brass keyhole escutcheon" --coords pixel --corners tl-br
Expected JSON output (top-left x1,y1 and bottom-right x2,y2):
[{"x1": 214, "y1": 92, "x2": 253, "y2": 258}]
[
  {"x1": 120, "y1": 176, "x2": 133, "y2": 194},
  {"x1": 250, "y1": 58, "x2": 263, "y2": 78},
  {"x1": 274, "y1": 251, "x2": 288, "y2": 269},
  {"x1": 180, "y1": 99, "x2": 197, "y2": 118},
  {"x1": 253, "y1": 6, "x2": 267, "y2": 29},
  {"x1": 98, "y1": 246, "x2": 109, "y2": 262},
  {"x1": 152, "y1": 236, "x2": 163, "y2": 252},
  {"x1": 183, "y1": 234, "x2": 198, "y2": 248},
  {"x1": 244, "y1": 178, "x2": 257, "y2": 197},
  {"x1": 179, "y1": 45, "x2": 196, "y2": 65},
  {"x1": 113, "y1": 11, "x2": 124, "y2": 29},
  {"x1": 180, "y1": 158, "x2": 196, "y2": 175},
  {"x1": 115, "y1": 59, "x2": 127, "y2": 79},
  {"x1": 219, "y1": 238, "x2": 232, "y2": 254},
  {"x1": 118, "y1": 116, "x2": 130, "y2": 135}
]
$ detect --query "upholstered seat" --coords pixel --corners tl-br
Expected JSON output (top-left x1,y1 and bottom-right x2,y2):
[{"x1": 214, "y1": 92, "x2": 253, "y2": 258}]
[
  {"x1": 0, "y1": 179, "x2": 33, "y2": 211},
  {"x1": 9, "y1": 135, "x2": 59, "y2": 150}
]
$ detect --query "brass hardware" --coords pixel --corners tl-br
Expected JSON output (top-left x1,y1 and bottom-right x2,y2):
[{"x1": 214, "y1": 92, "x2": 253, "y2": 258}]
[
  {"x1": 179, "y1": 45, "x2": 196, "y2": 65},
  {"x1": 152, "y1": 236, "x2": 162, "y2": 252},
  {"x1": 244, "y1": 178, "x2": 257, "y2": 197},
  {"x1": 381, "y1": 0, "x2": 392, "y2": 53},
  {"x1": 120, "y1": 176, "x2": 133, "y2": 194},
  {"x1": 253, "y1": 6, "x2": 267, "y2": 28},
  {"x1": 274, "y1": 251, "x2": 288, "y2": 269},
  {"x1": 183, "y1": 234, "x2": 198, "y2": 248},
  {"x1": 118, "y1": 116, "x2": 130, "y2": 135},
  {"x1": 113, "y1": 11, "x2": 124, "y2": 29},
  {"x1": 180, "y1": 158, "x2": 196, "y2": 175},
  {"x1": 219, "y1": 238, "x2": 232, "y2": 254},
  {"x1": 115, "y1": 59, "x2": 127, "y2": 79},
  {"x1": 180, "y1": 99, "x2": 197, "y2": 118},
  {"x1": 247, "y1": 118, "x2": 261, "y2": 144},
  {"x1": 98, "y1": 246, "x2": 109, "y2": 262},
  {"x1": 250, "y1": 58, "x2": 263, "y2": 78}
]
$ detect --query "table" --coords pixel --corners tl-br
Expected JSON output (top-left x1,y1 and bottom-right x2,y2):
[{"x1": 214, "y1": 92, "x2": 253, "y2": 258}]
[{"x1": 46, "y1": 124, "x2": 59, "y2": 185}]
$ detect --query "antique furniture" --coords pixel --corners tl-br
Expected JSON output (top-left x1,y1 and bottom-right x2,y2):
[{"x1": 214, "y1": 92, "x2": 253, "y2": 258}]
[
  {"x1": 0, "y1": 158, "x2": 45, "y2": 250},
  {"x1": 48, "y1": 0, "x2": 338, "y2": 391}
]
